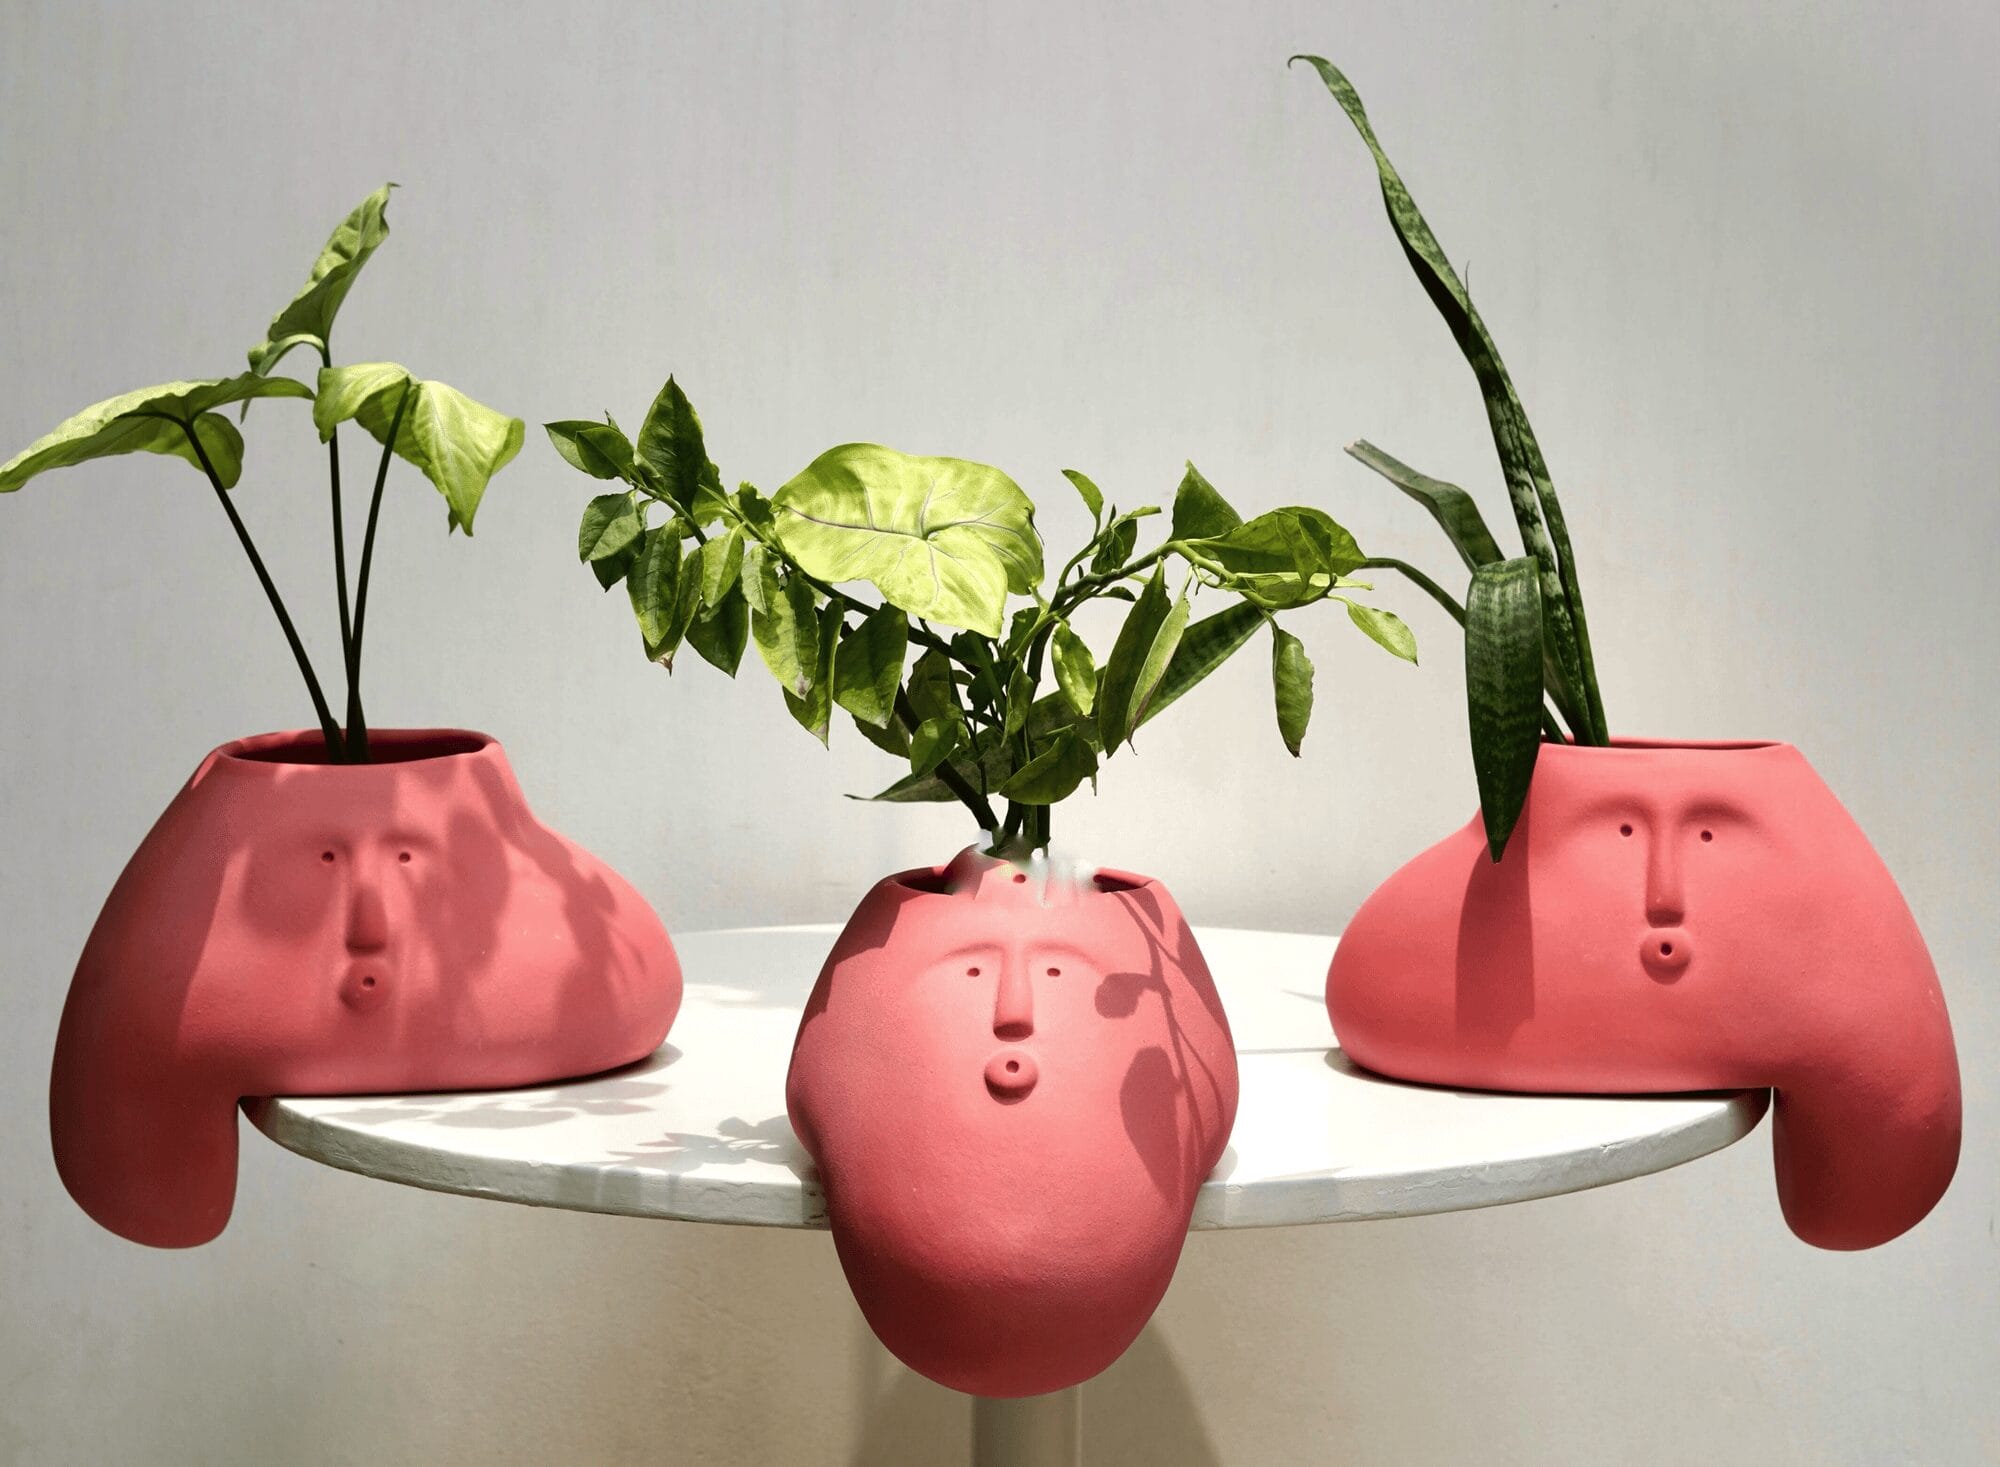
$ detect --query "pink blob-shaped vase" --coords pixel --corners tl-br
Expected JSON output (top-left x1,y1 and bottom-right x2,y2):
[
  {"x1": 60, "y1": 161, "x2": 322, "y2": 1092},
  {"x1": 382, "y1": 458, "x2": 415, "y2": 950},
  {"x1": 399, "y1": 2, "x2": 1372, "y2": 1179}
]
[
  {"x1": 1328, "y1": 739, "x2": 1960, "y2": 1249},
  {"x1": 787, "y1": 848, "x2": 1237, "y2": 1397},
  {"x1": 50, "y1": 729, "x2": 682, "y2": 1248}
]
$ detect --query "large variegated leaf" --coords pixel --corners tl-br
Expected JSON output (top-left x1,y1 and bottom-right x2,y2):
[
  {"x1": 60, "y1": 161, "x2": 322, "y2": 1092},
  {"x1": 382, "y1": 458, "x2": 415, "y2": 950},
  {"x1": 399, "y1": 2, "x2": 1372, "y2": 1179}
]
[
  {"x1": 315, "y1": 363, "x2": 524, "y2": 533},
  {"x1": 771, "y1": 443, "x2": 1041, "y2": 637},
  {"x1": 0, "y1": 375, "x2": 312, "y2": 492},
  {"x1": 248, "y1": 184, "x2": 395, "y2": 375}
]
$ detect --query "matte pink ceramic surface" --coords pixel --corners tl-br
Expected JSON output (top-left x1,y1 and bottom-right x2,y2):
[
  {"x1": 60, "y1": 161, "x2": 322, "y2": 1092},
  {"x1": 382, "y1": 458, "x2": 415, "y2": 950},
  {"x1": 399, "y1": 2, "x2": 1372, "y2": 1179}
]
[
  {"x1": 1327, "y1": 739, "x2": 1959, "y2": 1250},
  {"x1": 786, "y1": 849, "x2": 1237, "y2": 1397},
  {"x1": 50, "y1": 729, "x2": 682, "y2": 1248}
]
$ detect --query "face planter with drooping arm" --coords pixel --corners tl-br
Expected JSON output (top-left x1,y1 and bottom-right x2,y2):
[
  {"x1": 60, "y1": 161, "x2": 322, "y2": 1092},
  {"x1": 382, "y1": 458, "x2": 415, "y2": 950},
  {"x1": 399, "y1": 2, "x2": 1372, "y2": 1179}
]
[
  {"x1": 1327, "y1": 741, "x2": 1961, "y2": 1250},
  {"x1": 49, "y1": 730, "x2": 683, "y2": 1249},
  {"x1": 787, "y1": 847, "x2": 1237, "y2": 1398}
]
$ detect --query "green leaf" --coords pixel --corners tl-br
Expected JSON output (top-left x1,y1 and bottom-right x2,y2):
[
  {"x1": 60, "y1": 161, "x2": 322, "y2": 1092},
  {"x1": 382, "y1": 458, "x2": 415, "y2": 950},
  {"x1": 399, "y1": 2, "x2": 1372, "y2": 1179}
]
[
  {"x1": 248, "y1": 183, "x2": 394, "y2": 376},
  {"x1": 833, "y1": 602, "x2": 909, "y2": 728},
  {"x1": 1465, "y1": 557, "x2": 1546, "y2": 861},
  {"x1": 785, "y1": 601, "x2": 844, "y2": 742},
  {"x1": 1345, "y1": 440, "x2": 1503, "y2": 571},
  {"x1": 750, "y1": 559, "x2": 819, "y2": 696},
  {"x1": 0, "y1": 375, "x2": 312, "y2": 493},
  {"x1": 996, "y1": 729, "x2": 1097, "y2": 804},
  {"x1": 904, "y1": 646, "x2": 959, "y2": 724},
  {"x1": 1179, "y1": 506, "x2": 1365, "y2": 610},
  {"x1": 1342, "y1": 599, "x2": 1419, "y2": 663},
  {"x1": 1089, "y1": 504, "x2": 1159, "y2": 574},
  {"x1": 547, "y1": 419, "x2": 636, "y2": 482},
  {"x1": 1061, "y1": 467, "x2": 1105, "y2": 525},
  {"x1": 697, "y1": 526, "x2": 746, "y2": 605},
  {"x1": 578, "y1": 492, "x2": 642, "y2": 562},
  {"x1": 627, "y1": 526, "x2": 682, "y2": 651},
  {"x1": 1097, "y1": 570, "x2": 1190, "y2": 750},
  {"x1": 635, "y1": 376, "x2": 709, "y2": 514},
  {"x1": 1271, "y1": 624, "x2": 1315, "y2": 757},
  {"x1": 771, "y1": 442, "x2": 1042, "y2": 637},
  {"x1": 739, "y1": 543, "x2": 770, "y2": 614},
  {"x1": 591, "y1": 535, "x2": 639, "y2": 591},
  {"x1": 687, "y1": 583, "x2": 749, "y2": 676},
  {"x1": 1294, "y1": 55, "x2": 1605, "y2": 742},
  {"x1": 910, "y1": 715, "x2": 964, "y2": 777},
  {"x1": 852, "y1": 708, "x2": 911, "y2": 759},
  {"x1": 1169, "y1": 461, "x2": 1242, "y2": 542},
  {"x1": 1003, "y1": 665, "x2": 1035, "y2": 739},
  {"x1": 314, "y1": 364, "x2": 524, "y2": 533},
  {"x1": 1050, "y1": 620, "x2": 1097, "y2": 717},
  {"x1": 1138, "y1": 601, "x2": 1263, "y2": 729},
  {"x1": 858, "y1": 764, "x2": 964, "y2": 804}
]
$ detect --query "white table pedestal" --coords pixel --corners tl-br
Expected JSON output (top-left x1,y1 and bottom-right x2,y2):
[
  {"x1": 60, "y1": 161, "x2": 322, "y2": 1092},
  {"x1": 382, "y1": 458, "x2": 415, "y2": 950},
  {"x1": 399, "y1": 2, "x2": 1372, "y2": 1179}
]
[{"x1": 246, "y1": 926, "x2": 1767, "y2": 1467}]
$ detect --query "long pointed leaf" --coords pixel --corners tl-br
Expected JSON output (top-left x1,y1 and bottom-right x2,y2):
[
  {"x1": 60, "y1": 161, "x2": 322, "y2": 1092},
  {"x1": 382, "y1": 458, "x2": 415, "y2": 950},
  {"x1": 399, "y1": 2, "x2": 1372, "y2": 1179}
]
[
  {"x1": 1345, "y1": 440, "x2": 1503, "y2": 571},
  {"x1": 1465, "y1": 557, "x2": 1545, "y2": 860},
  {"x1": 1137, "y1": 601, "x2": 1262, "y2": 729}
]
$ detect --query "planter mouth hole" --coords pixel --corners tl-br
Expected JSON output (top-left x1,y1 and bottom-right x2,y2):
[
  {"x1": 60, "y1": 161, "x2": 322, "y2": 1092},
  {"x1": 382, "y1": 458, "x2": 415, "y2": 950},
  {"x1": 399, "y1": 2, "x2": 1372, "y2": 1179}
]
[{"x1": 222, "y1": 729, "x2": 493, "y2": 767}]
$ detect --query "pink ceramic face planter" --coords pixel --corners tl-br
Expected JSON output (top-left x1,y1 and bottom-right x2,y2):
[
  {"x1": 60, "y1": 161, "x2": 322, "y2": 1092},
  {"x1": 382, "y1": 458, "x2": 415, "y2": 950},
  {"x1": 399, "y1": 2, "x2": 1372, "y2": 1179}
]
[
  {"x1": 787, "y1": 848, "x2": 1237, "y2": 1398},
  {"x1": 50, "y1": 730, "x2": 682, "y2": 1248},
  {"x1": 1328, "y1": 740, "x2": 1960, "y2": 1250}
]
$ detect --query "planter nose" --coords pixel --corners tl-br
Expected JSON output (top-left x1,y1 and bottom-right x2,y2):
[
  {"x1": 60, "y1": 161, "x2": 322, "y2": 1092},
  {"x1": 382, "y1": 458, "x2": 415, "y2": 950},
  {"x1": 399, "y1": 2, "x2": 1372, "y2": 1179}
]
[{"x1": 1641, "y1": 927, "x2": 1692, "y2": 979}]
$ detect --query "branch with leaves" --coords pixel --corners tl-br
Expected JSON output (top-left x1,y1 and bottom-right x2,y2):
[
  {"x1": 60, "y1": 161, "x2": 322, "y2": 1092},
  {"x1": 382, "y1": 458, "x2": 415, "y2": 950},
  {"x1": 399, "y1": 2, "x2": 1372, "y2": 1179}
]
[
  {"x1": 0, "y1": 185, "x2": 524, "y2": 762},
  {"x1": 1293, "y1": 56, "x2": 1612, "y2": 860},
  {"x1": 551, "y1": 380, "x2": 1417, "y2": 851}
]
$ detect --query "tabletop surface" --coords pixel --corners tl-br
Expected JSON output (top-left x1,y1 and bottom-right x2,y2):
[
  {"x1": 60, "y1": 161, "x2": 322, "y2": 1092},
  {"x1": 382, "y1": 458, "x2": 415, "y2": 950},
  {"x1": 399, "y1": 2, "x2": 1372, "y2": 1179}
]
[{"x1": 245, "y1": 926, "x2": 1770, "y2": 1230}]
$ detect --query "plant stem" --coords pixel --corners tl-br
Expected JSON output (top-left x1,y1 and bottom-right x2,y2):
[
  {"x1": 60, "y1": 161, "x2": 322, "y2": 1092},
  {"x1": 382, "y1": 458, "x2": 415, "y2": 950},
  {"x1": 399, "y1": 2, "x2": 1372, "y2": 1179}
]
[
  {"x1": 1052, "y1": 545, "x2": 1173, "y2": 616},
  {"x1": 893, "y1": 686, "x2": 998, "y2": 831},
  {"x1": 329, "y1": 429, "x2": 353, "y2": 664},
  {"x1": 345, "y1": 381, "x2": 415, "y2": 762},
  {"x1": 1358, "y1": 556, "x2": 1465, "y2": 626},
  {"x1": 176, "y1": 419, "x2": 344, "y2": 757}
]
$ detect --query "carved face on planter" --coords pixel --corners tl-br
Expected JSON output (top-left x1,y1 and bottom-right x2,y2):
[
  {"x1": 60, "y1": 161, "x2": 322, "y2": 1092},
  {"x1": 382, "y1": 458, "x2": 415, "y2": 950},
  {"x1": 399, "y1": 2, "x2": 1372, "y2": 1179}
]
[
  {"x1": 1328, "y1": 740, "x2": 1960, "y2": 1250},
  {"x1": 787, "y1": 848, "x2": 1237, "y2": 1397},
  {"x1": 50, "y1": 730, "x2": 682, "y2": 1248}
]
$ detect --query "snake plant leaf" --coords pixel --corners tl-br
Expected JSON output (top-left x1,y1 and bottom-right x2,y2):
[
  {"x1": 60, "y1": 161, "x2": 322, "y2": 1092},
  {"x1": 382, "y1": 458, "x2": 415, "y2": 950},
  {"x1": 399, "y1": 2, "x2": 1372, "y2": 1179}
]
[
  {"x1": 1342, "y1": 599, "x2": 1419, "y2": 663},
  {"x1": 785, "y1": 602, "x2": 844, "y2": 742},
  {"x1": 635, "y1": 376, "x2": 709, "y2": 516},
  {"x1": 1295, "y1": 55, "x2": 1605, "y2": 742},
  {"x1": 1136, "y1": 600, "x2": 1263, "y2": 730},
  {"x1": 546, "y1": 419, "x2": 635, "y2": 482},
  {"x1": 771, "y1": 443, "x2": 1042, "y2": 638},
  {"x1": 248, "y1": 183, "x2": 394, "y2": 376},
  {"x1": 1169, "y1": 461, "x2": 1242, "y2": 542},
  {"x1": 1180, "y1": 506, "x2": 1365, "y2": 610},
  {"x1": 1270, "y1": 623, "x2": 1316, "y2": 756},
  {"x1": 1466, "y1": 557, "x2": 1546, "y2": 861},
  {"x1": 626, "y1": 526, "x2": 683, "y2": 651},
  {"x1": 1051, "y1": 620, "x2": 1098, "y2": 717},
  {"x1": 578, "y1": 492, "x2": 642, "y2": 562},
  {"x1": 315, "y1": 363, "x2": 523, "y2": 534},
  {"x1": 1061, "y1": 468, "x2": 1105, "y2": 526},
  {"x1": 996, "y1": 729, "x2": 1097, "y2": 805},
  {"x1": 833, "y1": 602, "x2": 909, "y2": 729},
  {"x1": 1344, "y1": 440, "x2": 1504, "y2": 572},
  {"x1": 1097, "y1": 570, "x2": 1190, "y2": 750},
  {"x1": 0, "y1": 375, "x2": 312, "y2": 493},
  {"x1": 686, "y1": 582, "x2": 749, "y2": 676},
  {"x1": 750, "y1": 558, "x2": 819, "y2": 697}
]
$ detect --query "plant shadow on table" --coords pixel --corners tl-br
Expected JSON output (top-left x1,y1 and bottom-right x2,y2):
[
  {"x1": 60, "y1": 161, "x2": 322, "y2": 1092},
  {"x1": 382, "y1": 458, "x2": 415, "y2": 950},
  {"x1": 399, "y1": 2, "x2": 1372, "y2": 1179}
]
[
  {"x1": 598, "y1": 1112, "x2": 802, "y2": 1172},
  {"x1": 843, "y1": 1323, "x2": 1220, "y2": 1466}
]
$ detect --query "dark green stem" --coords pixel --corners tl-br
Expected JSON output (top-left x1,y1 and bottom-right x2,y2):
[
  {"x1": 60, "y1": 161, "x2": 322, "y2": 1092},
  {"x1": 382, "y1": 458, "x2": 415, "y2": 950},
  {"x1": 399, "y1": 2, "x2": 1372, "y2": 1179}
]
[
  {"x1": 177, "y1": 419, "x2": 344, "y2": 757},
  {"x1": 894, "y1": 686, "x2": 998, "y2": 832},
  {"x1": 345, "y1": 382, "x2": 414, "y2": 762}
]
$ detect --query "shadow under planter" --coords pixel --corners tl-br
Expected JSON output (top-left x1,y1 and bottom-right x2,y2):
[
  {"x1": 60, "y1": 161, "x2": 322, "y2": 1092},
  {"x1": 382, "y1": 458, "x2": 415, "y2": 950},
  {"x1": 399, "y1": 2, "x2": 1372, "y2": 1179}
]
[
  {"x1": 789, "y1": 846, "x2": 1237, "y2": 1398},
  {"x1": 1327, "y1": 738, "x2": 1960, "y2": 1250},
  {"x1": 50, "y1": 728, "x2": 683, "y2": 1248}
]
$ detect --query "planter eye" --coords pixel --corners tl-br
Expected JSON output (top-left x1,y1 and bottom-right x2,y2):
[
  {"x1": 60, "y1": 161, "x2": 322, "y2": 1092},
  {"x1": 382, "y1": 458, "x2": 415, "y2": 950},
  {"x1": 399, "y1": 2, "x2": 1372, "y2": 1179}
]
[
  {"x1": 1012, "y1": 873, "x2": 1027, "y2": 884},
  {"x1": 397, "y1": 850, "x2": 413, "y2": 863},
  {"x1": 1046, "y1": 966, "x2": 1061, "y2": 978},
  {"x1": 1619, "y1": 824, "x2": 1633, "y2": 837},
  {"x1": 966, "y1": 966, "x2": 981, "y2": 977},
  {"x1": 320, "y1": 850, "x2": 336, "y2": 863},
  {"x1": 1700, "y1": 829, "x2": 1714, "y2": 843}
]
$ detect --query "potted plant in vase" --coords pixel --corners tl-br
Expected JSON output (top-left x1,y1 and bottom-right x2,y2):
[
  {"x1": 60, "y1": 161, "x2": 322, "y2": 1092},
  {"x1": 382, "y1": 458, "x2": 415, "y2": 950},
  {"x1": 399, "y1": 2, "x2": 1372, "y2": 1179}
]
[
  {"x1": 549, "y1": 377, "x2": 1416, "y2": 1393},
  {"x1": 3, "y1": 187, "x2": 682, "y2": 1249},
  {"x1": 1292, "y1": 56, "x2": 1960, "y2": 1249}
]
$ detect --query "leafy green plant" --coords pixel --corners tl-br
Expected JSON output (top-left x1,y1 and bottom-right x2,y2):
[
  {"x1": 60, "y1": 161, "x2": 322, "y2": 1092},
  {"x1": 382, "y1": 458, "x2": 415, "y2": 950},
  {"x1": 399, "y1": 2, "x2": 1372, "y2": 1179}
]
[
  {"x1": 549, "y1": 379, "x2": 1417, "y2": 851},
  {"x1": 0, "y1": 186, "x2": 523, "y2": 762},
  {"x1": 1292, "y1": 55, "x2": 1611, "y2": 859}
]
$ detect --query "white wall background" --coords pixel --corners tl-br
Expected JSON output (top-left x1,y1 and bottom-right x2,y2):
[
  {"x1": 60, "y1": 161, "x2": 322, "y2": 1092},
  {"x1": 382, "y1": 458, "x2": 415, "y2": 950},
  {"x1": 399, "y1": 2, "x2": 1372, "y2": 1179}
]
[{"x1": 3, "y1": 1, "x2": 1995, "y2": 1462}]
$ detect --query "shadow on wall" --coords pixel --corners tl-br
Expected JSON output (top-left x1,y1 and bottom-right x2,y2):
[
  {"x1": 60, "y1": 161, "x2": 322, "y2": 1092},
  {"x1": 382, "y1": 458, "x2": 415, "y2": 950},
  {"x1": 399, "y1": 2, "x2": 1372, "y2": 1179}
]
[{"x1": 843, "y1": 1324, "x2": 1220, "y2": 1467}]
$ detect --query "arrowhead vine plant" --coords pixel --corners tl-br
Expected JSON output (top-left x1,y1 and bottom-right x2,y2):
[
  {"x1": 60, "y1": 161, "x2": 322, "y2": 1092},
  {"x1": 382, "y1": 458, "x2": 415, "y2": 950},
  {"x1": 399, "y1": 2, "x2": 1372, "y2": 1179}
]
[
  {"x1": 0, "y1": 185, "x2": 524, "y2": 762},
  {"x1": 1293, "y1": 56, "x2": 1612, "y2": 859},
  {"x1": 548, "y1": 384, "x2": 1418, "y2": 854}
]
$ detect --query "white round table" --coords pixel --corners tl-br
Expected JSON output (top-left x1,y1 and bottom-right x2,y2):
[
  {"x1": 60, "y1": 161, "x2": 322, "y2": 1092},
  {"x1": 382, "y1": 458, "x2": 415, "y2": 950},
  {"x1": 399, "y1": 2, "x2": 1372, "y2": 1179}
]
[{"x1": 246, "y1": 926, "x2": 1768, "y2": 1467}]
